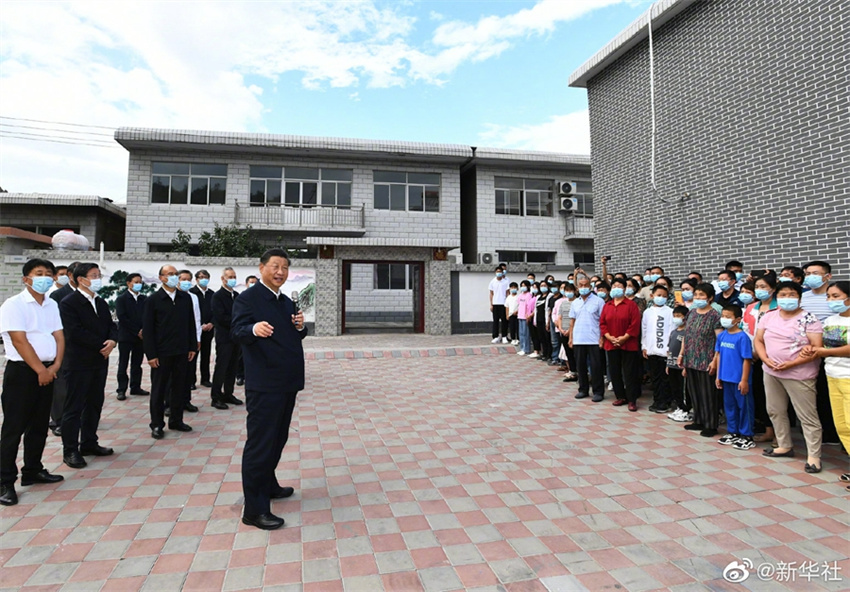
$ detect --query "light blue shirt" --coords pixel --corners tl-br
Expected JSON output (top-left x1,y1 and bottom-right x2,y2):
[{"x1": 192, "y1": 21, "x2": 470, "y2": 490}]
[{"x1": 568, "y1": 293, "x2": 604, "y2": 345}]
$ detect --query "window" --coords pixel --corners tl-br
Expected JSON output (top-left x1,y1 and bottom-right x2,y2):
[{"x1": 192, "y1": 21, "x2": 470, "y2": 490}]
[
  {"x1": 374, "y1": 171, "x2": 440, "y2": 212},
  {"x1": 573, "y1": 193, "x2": 594, "y2": 217},
  {"x1": 374, "y1": 264, "x2": 414, "y2": 290},
  {"x1": 17, "y1": 225, "x2": 81, "y2": 236},
  {"x1": 250, "y1": 166, "x2": 352, "y2": 207},
  {"x1": 497, "y1": 251, "x2": 556, "y2": 264},
  {"x1": 152, "y1": 163, "x2": 227, "y2": 205},
  {"x1": 574, "y1": 252, "x2": 595, "y2": 273},
  {"x1": 495, "y1": 177, "x2": 553, "y2": 217}
]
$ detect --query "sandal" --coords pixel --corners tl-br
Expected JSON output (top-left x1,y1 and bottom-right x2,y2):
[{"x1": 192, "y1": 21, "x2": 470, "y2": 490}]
[
  {"x1": 762, "y1": 448, "x2": 795, "y2": 458},
  {"x1": 805, "y1": 463, "x2": 822, "y2": 474},
  {"x1": 839, "y1": 473, "x2": 850, "y2": 483}
]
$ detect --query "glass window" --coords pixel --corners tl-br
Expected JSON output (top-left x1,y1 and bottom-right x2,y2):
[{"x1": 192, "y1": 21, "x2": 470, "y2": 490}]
[
  {"x1": 374, "y1": 185, "x2": 389, "y2": 210},
  {"x1": 267, "y1": 180, "x2": 281, "y2": 205},
  {"x1": 170, "y1": 176, "x2": 188, "y2": 204},
  {"x1": 390, "y1": 264, "x2": 406, "y2": 289},
  {"x1": 495, "y1": 177, "x2": 523, "y2": 190},
  {"x1": 285, "y1": 182, "x2": 300, "y2": 206},
  {"x1": 527, "y1": 252, "x2": 556, "y2": 263},
  {"x1": 286, "y1": 167, "x2": 319, "y2": 180},
  {"x1": 409, "y1": 173, "x2": 440, "y2": 185},
  {"x1": 303, "y1": 182, "x2": 318, "y2": 206},
  {"x1": 322, "y1": 169, "x2": 353, "y2": 182},
  {"x1": 374, "y1": 264, "x2": 411, "y2": 290},
  {"x1": 192, "y1": 164, "x2": 227, "y2": 176},
  {"x1": 250, "y1": 180, "x2": 266, "y2": 207},
  {"x1": 390, "y1": 185, "x2": 406, "y2": 211},
  {"x1": 250, "y1": 165, "x2": 282, "y2": 178},
  {"x1": 190, "y1": 178, "x2": 209, "y2": 205},
  {"x1": 408, "y1": 186, "x2": 423, "y2": 211},
  {"x1": 425, "y1": 187, "x2": 439, "y2": 212},
  {"x1": 498, "y1": 251, "x2": 524, "y2": 264},
  {"x1": 152, "y1": 177, "x2": 170, "y2": 203},
  {"x1": 153, "y1": 162, "x2": 189, "y2": 175},
  {"x1": 494, "y1": 177, "x2": 553, "y2": 217},
  {"x1": 151, "y1": 163, "x2": 227, "y2": 205},
  {"x1": 337, "y1": 183, "x2": 351, "y2": 207},
  {"x1": 374, "y1": 171, "x2": 406, "y2": 183},
  {"x1": 321, "y1": 183, "x2": 336, "y2": 206},
  {"x1": 526, "y1": 179, "x2": 552, "y2": 191},
  {"x1": 373, "y1": 172, "x2": 441, "y2": 212}
]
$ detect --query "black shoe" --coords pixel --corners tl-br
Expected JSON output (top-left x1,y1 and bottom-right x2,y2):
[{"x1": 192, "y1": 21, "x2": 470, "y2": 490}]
[
  {"x1": 151, "y1": 427, "x2": 165, "y2": 439},
  {"x1": 242, "y1": 512, "x2": 285, "y2": 530},
  {"x1": 80, "y1": 445, "x2": 114, "y2": 457},
  {"x1": 684, "y1": 423, "x2": 704, "y2": 431},
  {"x1": 700, "y1": 428, "x2": 718, "y2": 438},
  {"x1": 130, "y1": 389, "x2": 150, "y2": 396},
  {"x1": 575, "y1": 392, "x2": 590, "y2": 399},
  {"x1": 168, "y1": 422, "x2": 193, "y2": 432},
  {"x1": 51, "y1": 425, "x2": 62, "y2": 437},
  {"x1": 184, "y1": 402, "x2": 199, "y2": 413},
  {"x1": 0, "y1": 485, "x2": 18, "y2": 506},
  {"x1": 20, "y1": 470, "x2": 64, "y2": 486},
  {"x1": 648, "y1": 405, "x2": 659, "y2": 413},
  {"x1": 236, "y1": 378, "x2": 244, "y2": 386},
  {"x1": 164, "y1": 408, "x2": 170, "y2": 417},
  {"x1": 117, "y1": 391, "x2": 127, "y2": 401},
  {"x1": 190, "y1": 384, "x2": 197, "y2": 391},
  {"x1": 224, "y1": 394, "x2": 244, "y2": 406},
  {"x1": 200, "y1": 381, "x2": 213, "y2": 388},
  {"x1": 211, "y1": 400, "x2": 229, "y2": 410},
  {"x1": 63, "y1": 451, "x2": 87, "y2": 469},
  {"x1": 591, "y1": 394, "x2": 604, "y2": 403},
  {"x1": 270, "y1": 486, "x2": 295, "y2": 499}
]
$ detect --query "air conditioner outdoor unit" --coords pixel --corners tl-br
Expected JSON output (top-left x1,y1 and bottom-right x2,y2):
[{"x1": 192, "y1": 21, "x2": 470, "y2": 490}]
[
  {"x1": 479, "y1": 252, "x2": 496, "y2": 265},
  {"x1": 559, "y1": 197, "x2": 578, "y2": 213},
  {"x1": 557, "y1": 181, "x2": 577, "y2": 196}
]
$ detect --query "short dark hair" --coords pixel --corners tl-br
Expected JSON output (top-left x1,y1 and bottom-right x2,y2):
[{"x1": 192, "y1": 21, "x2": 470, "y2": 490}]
[
  {"x1": 73, "y1": 262, "x2": 99, "y2": 283},
  {"x1": 657, "y1": 275, "x2": 673, "y2": 287},
  {"x1": 755, "y1": 274, "x2": 777, "y2": 289},
  {"x1": 178, "y1": 269, "x2": 192, "y2": 278},
  {"x1": 261, "y1": 248, "x2": 290, "y2": 265},
  {"x1": 55, "y1": 265, "x2": 68, "y2": 274},
  {"x1": 520, "y1": 279, "x2": 531, "y2": 288},
  {"x1": 688, "y1": 271, "x2": 703, "y2": 281},
  {"x1": 195, "y1": 269, "x2": 210, "y2": 279},
  {"x1": 741, "y1": 281, "x2": 755, "y2": 293},
  {"x1": 804, "y1": 260, "x2": 832, "y2": 274},
  {"x1": 22, "y1": 258, "x2": 55, "y2": 276},
  {"x1": 494, "y1": 266, "x2": 502, "y2": 272},
  {"x1": 652, "y1": 284, "x2": 669, "y2": 294},
  {"x1": 718, "y1": 269, "x2": 736, "y2": 282},
  {"x1": 776, "y1": 282, "x2": 804, "y2": 298},
  {"x1": 611, "y1": 277, "x2": 628, "y2": 289},
  {"x1": 67, "y1": 261, "x2": 81, "y2": 277},
  {"x1": 673, "y1": 305, "x2": 689, "y2": 317},
  {"x1": 245, "y1": 275, "x2": 258, "y2": 283},
  {"x1": 780, "y1": 266, "x2": 804, "y2": 281},
  {"x1": 650, "y1": 266, "x2": 664, "y2": 274},
  {"x1": 627, "y1": 278, "x2": 642, "y2": 292},
  {"x1": 725, "y1": 260, "x2": 743, "y2": 269},
  {"x1": 526, "y1": 272, "x2": 536, "y2": 279},
  {"x1": 722, "y1": 304, "x2": 743, "y2": 318},
  {"x1": 680, "y1": 278, "x2": 697, "y2": 289},
  {"x1": 509, "y1": 282, "x2": 518, "y2": 288},
  {"x1": 126, "y1": 273, "x2": 142, "y2": 283},
  {"x1": 595, "y1": 281, "x2": 611, "y2": 292},
  {"x1": 694, "y1": 282, "x2": 716, "y2": 299},
  {"x1": 828, "y1": 280, "x2": 850, "y2": 298}
]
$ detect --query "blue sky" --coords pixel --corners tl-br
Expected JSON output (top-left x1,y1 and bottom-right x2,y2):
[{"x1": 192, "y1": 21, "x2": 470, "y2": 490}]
[{"x1": 0, "y1": 1, "x2": 650, "y2": 201}]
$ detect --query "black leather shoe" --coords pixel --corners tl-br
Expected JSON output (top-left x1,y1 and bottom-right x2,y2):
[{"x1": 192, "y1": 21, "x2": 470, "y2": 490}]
[
  {"x1": 200, "y1": 381, "x2": 213, "y2": 388},
  {"x1": 151, "y1": 427, "x2": 165, "y2": 440},
  {"x1": 184, "y1": 402, "x2": 199, "y2": 413},
  {"x1": 574, "y1": 392, "x2": 590, "y2": 399},
  {"x1": 51, "y1": 425, "x2": 62, "y2": 437},
  {"x1": 130, "y1": 389, "x2": 150, "y2": 396},
  {"x1": 116, "y1": 391, "x2": 127, "y2": 401},
  {"x1": 190, "y1": 384, "x2": 197, "y2": 391},
  {"x1": 270, "y1": 486, "x2": 295, "y2": 499},
  {"x1": 20, "y1": 470, "x2": 64, "y2": 486},
  {"x1": 168, "y1": 422, "x2": 193, "y2": 432},
  {"x1": 63, "y1": 452, "x2": 87, "y2": 469},
  {"x1": 80, "y1": 445, "x2": 114, "y2": 457},
  {"x1": 0, "y1": 485, "x2": 18, "y2": 506},
  {"x1": 242, "y1": 512, "x2": 284, "y2": 530},
  {"x1": 236, "y1": 378, "x2": 244, "y2": 386},
  {"x1": 211, "y1": 400, "x2": 229, "y2": 410},
  {"x1": 224, "y1": 394, "x2": 244, "y2": 405}
]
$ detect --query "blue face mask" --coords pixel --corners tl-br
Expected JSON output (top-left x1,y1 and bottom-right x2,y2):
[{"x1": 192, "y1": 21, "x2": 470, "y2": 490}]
[
  {"x1": 717, "y1": 280, "x2": 731, "y2": 291},
  {"x1": 672, "y1": 317, "x2": 684, "y2": 327},
  {"x1": 653, "y1": 296, "x2": 667, "y2": 306},
  {"x1": 28, "y1": 276, "x2": 53, "y2": 294},
  {"x1": 568, "y1": 279, "x2": 574, "y2": 285},
  {"x1": 179, "y1": 280, "x2": 192, "y2": 291},
  {"x1": 643, "y1": 275, "x2": 652, "y2": 283},
  {"x1": 199, "y1": 278, "x2": 210, "y2": 288},
  {"x1": 520, "y1": 286, "x2": 528, "y2": 293},
  {"x1": 681, "y1": 290, "x2": 694, "y2": 301},
  {"x1": 610, "y1": 287, "x2": 625, "y2": 299},
  {"x1": 226, "y1": 278, "x2": 237, "y2": 288},
  {"x1": 779, "y1": 277, "x2": 793, "y2": 283},
  {"x1": 566, "y1": 292, "x2": 575, "y2": 299},
  {"x1": 777, "y1": 298, "x2": 799, "y2": 312},
  {"x1": 579, "y1": 287, "x2": 591, "y2": 297},
  {"x1": 57, "y1": 275, "x2": 70, "y2": 286},
  {"x1": 650, "y1": 274, "x2": 661, "y2": 283},
  {"x1": 827, "y1": 300, "x2": 850, "y2": 314},
  {"x1": 496, "y1": 273, "x2": 503, "y2": 278},
  {"x1": 510, "y1": 288, "x2": 518, "y2": 294},
  {"x1": 531, "y1": 288, "x2": 539, "y2": 295},
  {"x1": 540, "y1": 286, "x2": 548, "y2": 293},
  {"x1": 755, "y1": 289, "x2": 771, "y2": 301},
  {"x1": 720, "y1": 317, "x2": 735, "y2": 329},
  {"x1": 625, "y1": 288, "x2": 635, "y2": 297},
  {"x1": 597, "y1": 291, "x2": 608, "y2": 300},
  {"x1": 693, "y1": 299, "x2": 709, "y2": 309},
  {"x1": 165, "y1": 275, "x2": 179, "y2": 288},
  {"x1": 738, "y1": 293, "x2": 754, "y2": 304},
  {"x1": 132, "y1": 282, "x2": 143, "y2": 292},
  {"x1": 736, "y1": 272, "x2": 745, "y2": 281},
  {"x1": 804, "y1": 274, "x2": 824, "y2": 289},
  {"x1": 88, "y1": 278, "x2": 103, "y2": 293}
]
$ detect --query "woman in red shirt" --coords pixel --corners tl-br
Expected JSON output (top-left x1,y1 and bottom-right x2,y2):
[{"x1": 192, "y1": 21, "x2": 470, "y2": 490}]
[{"x1": 601, "y1": 278, "x2": 642, "y2": 411}]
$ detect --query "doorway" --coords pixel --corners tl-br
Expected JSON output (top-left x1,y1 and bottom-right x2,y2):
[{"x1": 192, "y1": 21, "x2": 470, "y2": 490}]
[{"x1": 342, "y1": 261, "x2": 425, "y2": 334}]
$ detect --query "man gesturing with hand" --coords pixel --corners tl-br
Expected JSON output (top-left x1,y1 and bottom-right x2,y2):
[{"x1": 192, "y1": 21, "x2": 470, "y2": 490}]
[{"x1": 232, "y1": 249, "x2": 307, "y2": 530}]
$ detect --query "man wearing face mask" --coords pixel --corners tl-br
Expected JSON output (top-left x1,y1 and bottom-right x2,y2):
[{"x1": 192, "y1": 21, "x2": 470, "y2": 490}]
[
  {"x1": 568, "y1": 274, "x2": 606, "y2": 402},
  {"x1": 639, "y1": 266, "x2": 664, "y2": 301},
  {"x1": 714, "y1": 270, "x2": 744, "y2": 308},
  {"x1": 58, "y1": 263, "x2": 118, "y2": 469},
  {"x1": 211, "y1": 268, "x2": 244, "y2": 410},
  {"x1": 46, "y1": 265, "x2": 69, "y2": 297},
  {"x1": 0, "y1": 259, "x2": 65, "y2": 506},
  {"x1": 190, "y1": 270, "x2": 215, "y2": 389},
  {"x1": 143, "y1": 265, "x2": 197, "y2": 439},
  {"x1": 115, "y1": 273, "x2": 149, "y2": 401},
  {"x1": 178, "y1": 270, "x2": 203, "y2": 413},
  {"x1": 489, "y1": 266, "x2": 509, "y2": 344}
]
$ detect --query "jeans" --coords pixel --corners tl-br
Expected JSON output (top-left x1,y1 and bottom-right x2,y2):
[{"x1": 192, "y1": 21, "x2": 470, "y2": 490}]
[
  {"x1": 549, "y1": 322, "x2": 561, "y2": 362},
  {"x1": 519, "y1": 319, "x2": 531, "y2": 354}
]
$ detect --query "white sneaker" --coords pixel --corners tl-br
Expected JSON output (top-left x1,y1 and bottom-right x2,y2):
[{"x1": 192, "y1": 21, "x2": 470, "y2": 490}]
[
  {"x1": 667, "y1": 408, "x2": 683, "y2": 420},
  {"x1": 528, "y1": 352, "x2": 539, "y2": 359},
  {"x1": 517, "y1": 351, "x2": 526, "y2": 356},
  {"x1": 511, "y1": 340, "x2": 519, "y2": 346},
  {"x1": 491, "y1": 337, "x2": 500, "y2": 344},
  {"x1": 607, "y1": 381, "x2": 614, "y2": 391},
  {"x1": 502, "y1": 337, "x2": 509, "y2": 344}
]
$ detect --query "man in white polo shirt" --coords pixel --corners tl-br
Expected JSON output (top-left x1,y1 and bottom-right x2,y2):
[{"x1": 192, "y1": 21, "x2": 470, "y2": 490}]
[
  {"x1": 0, "y1": 258, "x2": 66, "y2": 506},
  {"x1": 488, "y1": 266, "x2": 509, "y2": 344}
]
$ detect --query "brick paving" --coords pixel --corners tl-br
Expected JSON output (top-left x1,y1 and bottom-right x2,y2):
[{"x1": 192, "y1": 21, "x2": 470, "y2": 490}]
[{"x1": 0, "y1": 335, "x2": 848, "y2": 591}]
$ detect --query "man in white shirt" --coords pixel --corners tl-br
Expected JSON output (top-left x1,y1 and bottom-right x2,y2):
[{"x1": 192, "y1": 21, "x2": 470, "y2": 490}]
[
  {"x1": 46, "y1": 265, "x2": 69, "y2": 297},
  {"x1": 0, "y1": 258, "x2": 66, "y2": 506},
  {"x1": 488, "y1": 267, "x2": 509, "y2": 344}
]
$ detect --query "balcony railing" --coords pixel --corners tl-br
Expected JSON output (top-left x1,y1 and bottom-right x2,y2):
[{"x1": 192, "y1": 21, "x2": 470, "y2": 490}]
[
  {"x1": 234, "y1": 203, "x2": 365, "y2": 232},
  {"x1": 564, "y1": 216, "x2": 594, "y2": 240}
]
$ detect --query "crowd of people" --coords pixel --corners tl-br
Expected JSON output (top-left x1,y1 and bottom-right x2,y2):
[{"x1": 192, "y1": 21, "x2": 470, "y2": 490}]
[{"x1": 489, "y1": 259, "x2": 850, "y2": 488}]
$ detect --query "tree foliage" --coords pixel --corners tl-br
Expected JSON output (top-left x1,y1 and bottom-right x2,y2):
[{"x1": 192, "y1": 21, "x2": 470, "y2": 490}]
[{"x1": 170, "y1": 224, "x2": 265, "y2": 258}]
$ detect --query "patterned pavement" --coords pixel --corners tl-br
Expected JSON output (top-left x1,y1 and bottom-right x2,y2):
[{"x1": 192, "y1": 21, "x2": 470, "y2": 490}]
[{"x1": 0, "y1": 336, "x2": 848, "y2": 592}]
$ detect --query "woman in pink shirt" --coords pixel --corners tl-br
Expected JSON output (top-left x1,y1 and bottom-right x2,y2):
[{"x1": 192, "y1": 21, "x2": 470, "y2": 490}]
[
  {"x1": 754, "y1": 282, "x2": 824, "y2": 473},
  {"x1": 517, "y1": 280, "x2": 534, "y2": 355}
]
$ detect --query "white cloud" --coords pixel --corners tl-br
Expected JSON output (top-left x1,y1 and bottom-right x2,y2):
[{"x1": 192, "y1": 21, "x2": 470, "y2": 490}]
[{"x1": 479, "y1": 110, "x2": 591, "y2": 155}]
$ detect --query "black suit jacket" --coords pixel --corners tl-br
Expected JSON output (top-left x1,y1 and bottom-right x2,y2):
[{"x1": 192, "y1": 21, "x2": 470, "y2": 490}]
[
  {"x1": 115, "y1": 290, "x2": 147, "y2": 343},
  {"x1": 232, "y1": 283, "x2": 307, "y2": 393},
  {"x1": 50, "y1": 284, "x2": 73, "y2": 304},
  {"x1": 211, "y1": 287, "x2": 238, "y2": 345},
  {"x1": 142, "y1": 287, "x2": 197, "y2": 360},
  {"x1": 190, "y1": 286, "x2": 215, "y2": 325},
  {"x1": 59, "y1": 290, "x2": 119, "y2": 369}
]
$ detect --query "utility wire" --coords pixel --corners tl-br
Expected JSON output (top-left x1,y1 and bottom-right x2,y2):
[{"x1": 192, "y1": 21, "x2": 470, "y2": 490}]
[
  {"x1": 0, "y1": 132, "x2": 119, "y2": 149},
  {"x1": 0, "y1": 122, "x2": 114, "y2": 138},
  {"x1": 0, "y1": 130, "x2": 114, "y2": 145},
  {"x1": 0, "y1": 115, "x2": 117, "y2": 130}
]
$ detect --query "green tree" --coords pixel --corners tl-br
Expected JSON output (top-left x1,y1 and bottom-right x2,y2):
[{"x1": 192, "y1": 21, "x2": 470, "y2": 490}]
[
  {"x1": 197, "y1": 223, "x2": 265, "y2": 257},
  {"x1": 171, "y1": 229, "x2": 192, "y2": 253}
]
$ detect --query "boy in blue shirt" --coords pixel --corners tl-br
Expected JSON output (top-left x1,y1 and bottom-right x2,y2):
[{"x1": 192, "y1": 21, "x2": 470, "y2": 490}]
[{"x1": 713, "y1": 305, "x2": 755, "y2": 450}]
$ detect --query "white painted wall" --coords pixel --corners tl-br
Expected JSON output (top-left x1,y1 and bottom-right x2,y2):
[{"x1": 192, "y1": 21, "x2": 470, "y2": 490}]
[{"x1": 457, "y1": 271, "x2": 505, "y2": 323}]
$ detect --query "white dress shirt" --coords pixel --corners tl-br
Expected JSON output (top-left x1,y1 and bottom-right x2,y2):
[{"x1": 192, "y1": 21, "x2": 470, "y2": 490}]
[{"x1": 0, "y1": 289, "x2": 63, "y2": 362}]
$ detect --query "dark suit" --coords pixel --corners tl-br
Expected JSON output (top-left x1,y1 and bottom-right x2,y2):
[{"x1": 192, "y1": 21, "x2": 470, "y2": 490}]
[
  {"x1": 143, "y1": 288, "x2": 196, "y2": 430},
  {"x1": 48, "y1": 285, "x2": 74, "y2": 427},
  {"x1": 190, "y1": 285, "x2": 215, "y2": 385},
  {"x1": 211, "y1": 287, "x2": 240, "y2": 403},
  {"x1": 115, "y1": 290, "x2": 147, "y2": 393},
  {"x1": 59, "y1": 290, "x2": 118, "y2": 453},
  {"x1": 232, "y1": 283, "x2": 307, "y2": 517}
]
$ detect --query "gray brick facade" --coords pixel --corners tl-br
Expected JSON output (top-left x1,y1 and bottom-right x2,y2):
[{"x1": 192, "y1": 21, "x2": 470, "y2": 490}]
[{"x1": 572, "y1": 0, "x2": 849, "y2": 278}]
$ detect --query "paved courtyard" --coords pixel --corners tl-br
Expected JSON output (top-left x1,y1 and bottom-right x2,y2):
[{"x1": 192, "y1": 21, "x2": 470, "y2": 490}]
[{"x1": 0, "y1": 336, "x2": 848, "y2": 591}]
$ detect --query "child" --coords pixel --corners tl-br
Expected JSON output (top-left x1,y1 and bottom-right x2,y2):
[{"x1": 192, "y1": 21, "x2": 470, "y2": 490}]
[
  {"x1": 642, "y1": 285, "x2": 674, "y2": 413},
  {"x1": 517, "y1": 280, "x2": 533, "y2": 355},
  {"x1": 504, "y1": 282, "x2": 520, "y2": 345},
  {"x1": 667, "y1": 306, "x2": 691, "y2": 421},
  {"x1": 713, "y1": 305, "x2": 755, "y2": 449}
]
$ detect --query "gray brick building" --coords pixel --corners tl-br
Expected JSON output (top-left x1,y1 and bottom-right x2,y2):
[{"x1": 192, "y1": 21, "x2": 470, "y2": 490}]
[{"x1": 569, "y1": 0, "x2": 849, "y2": 279}]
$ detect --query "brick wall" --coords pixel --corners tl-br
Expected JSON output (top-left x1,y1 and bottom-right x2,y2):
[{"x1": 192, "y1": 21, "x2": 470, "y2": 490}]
[
  {"x1": 585, "y1": 0, "x2": 850, "y2": 279},
  {"x1": 345, "y1": 263, "x2": 415, "y2": 323}
]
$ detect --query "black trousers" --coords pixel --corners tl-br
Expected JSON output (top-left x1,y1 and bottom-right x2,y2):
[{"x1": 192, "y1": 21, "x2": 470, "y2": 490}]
[
  {"x1": 193, "y1": 330, "x2": 214, "y2": 385},
  {"x1": 117, "y1": 339, "x2": 144, "y2": 393},
  {"x1": 648, "y1": 355, "x2": 672, "y2": 407},
  {"x1": 491, "y1": 305, "x2": 507, "y2": 338},
  {"x1": 687, "y1": 368, "x2": 721, "y2": 429},
  {"x1": 1, "y1": 361, "x2": 53, "y2": 485},
  {"x1": 507, "y1": 316, "x2": 518, "y2": 341},
  {"x1": 49, "y1": 365, "x2": 67, "y2": 428},
  {"x1": 607, "y1": 349, "x2": 642, "y2": 403},
  {"x1": 211, "y1": 342, "x2": 240, "y2": 402},
  {"x1": 537, "y1": 322, "x2": 552, "y2": 359},
  {"x1": 236, "y1": 350, "x2": 245, "y2": 381},
  {"x1": 752, "y1": 360, "x2": 772, "y2": 432},
  {"x1": 62, "y1": 364, "x2": 108, "y2": 453},
  {"x1": 530, "y1": 322, "x2": 541, "y2": 351},
  {"x1": 560, "y1": 335, "x2": 575, "y2": 371},
  {"x1": 574, "y1": 344, "x2": 604, "y2": 398},
  {"x1": 150, "y1": 354, "x2": 187, "y2": 429},
  {"x1": 243, "y1": 389, "x2": 298, "y2": 516},
  {"x1": 668, "y1": 365, "x2": 687, "y2": 411}
]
